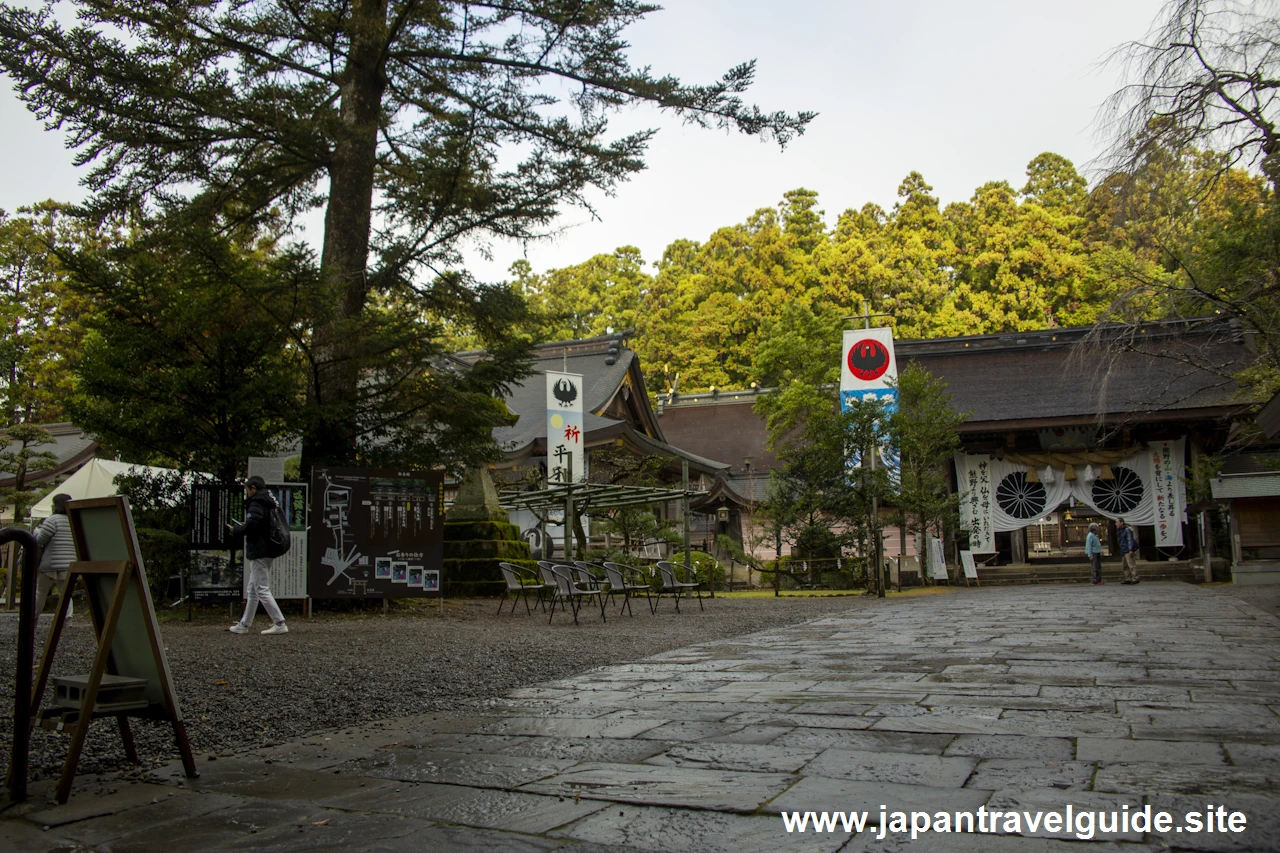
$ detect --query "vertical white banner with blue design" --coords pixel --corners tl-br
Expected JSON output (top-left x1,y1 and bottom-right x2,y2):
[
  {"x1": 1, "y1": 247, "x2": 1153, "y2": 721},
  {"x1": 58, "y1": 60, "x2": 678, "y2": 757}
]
[
  {"x1": 546, "y1": 371, "x2": 584, "y2": 484},
  {"x1": 841, "y1": 328, "x2": 899, "y2": 473}
]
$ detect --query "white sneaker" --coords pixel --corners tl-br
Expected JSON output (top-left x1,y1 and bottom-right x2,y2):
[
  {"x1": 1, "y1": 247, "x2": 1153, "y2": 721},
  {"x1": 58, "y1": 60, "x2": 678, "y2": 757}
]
[
  {"x1": 262, "y1": 623, "x2": 288, "y2": 635},
  {"x1": 229, "y1": 624, "x2": 249, "y2": 634}
]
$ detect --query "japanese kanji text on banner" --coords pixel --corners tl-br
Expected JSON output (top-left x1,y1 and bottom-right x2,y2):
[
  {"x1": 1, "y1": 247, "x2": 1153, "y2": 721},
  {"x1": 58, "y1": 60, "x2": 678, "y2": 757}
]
[
  {"x1": 1150, "y1": 439, "x2": 1185, "y2": 547},
  {"x1": 546, "y1": 371, "x2": 584, "y2": 483},
  {"x1": 955, "y1": 454, "x2": 996, "y2": 554}
]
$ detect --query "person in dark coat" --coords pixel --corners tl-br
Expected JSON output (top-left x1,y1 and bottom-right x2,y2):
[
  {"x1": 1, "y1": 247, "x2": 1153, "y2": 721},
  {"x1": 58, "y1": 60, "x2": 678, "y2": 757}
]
[
  {"x1": 227, "y1": 476, "x2": 288, "y2": 635},
  {"x1": 1117, "y1": 518, "x2": 1140, "y2": 585}
]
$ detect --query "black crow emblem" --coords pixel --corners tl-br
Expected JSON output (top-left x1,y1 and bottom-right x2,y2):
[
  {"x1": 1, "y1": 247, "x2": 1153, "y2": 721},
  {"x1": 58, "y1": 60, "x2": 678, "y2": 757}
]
[
  {"x1": 552, "y1": 377, "x2": 578, "y2": 406},
  {"x1": 847, "y1": 339, "x2": 890, "y2": 381}
]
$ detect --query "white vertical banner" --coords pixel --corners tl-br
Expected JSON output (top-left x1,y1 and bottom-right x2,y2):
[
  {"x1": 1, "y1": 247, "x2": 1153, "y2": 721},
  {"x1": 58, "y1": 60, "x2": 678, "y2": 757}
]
[
  {"x1": 1149, "y1": 438, "x2": 1185, "y2": 547},
  {"x1": 955, "y1": 454, "x2": 996, "y2": 554},
  {"x1": 930, "y1": 536, "x2": 948, "y2": 580},
  {"x1": 841, "y1": 328, "x2": 899, "y2": 474},
  {"x1": 546, "y1": 371, "x2": 584, "y2": 484},
  {"x1": 841, "y1": 328, "x2": 899, "y2": 413}
]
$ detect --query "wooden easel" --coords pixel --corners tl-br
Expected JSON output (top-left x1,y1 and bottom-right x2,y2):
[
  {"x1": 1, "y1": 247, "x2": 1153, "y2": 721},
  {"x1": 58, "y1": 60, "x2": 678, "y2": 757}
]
[{"x1": 22, "y1": 497, "x2": 198, "y2": 803}]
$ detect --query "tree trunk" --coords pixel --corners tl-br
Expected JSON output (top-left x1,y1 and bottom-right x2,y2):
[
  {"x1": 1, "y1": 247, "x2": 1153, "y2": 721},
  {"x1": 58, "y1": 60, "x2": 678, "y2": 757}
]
[
  {"x1": 12, "y1": 458, "x2": 27, "y2": 524},
  {"x1": 304, "y1": 0, "x2": 389, "y2": 473},
  {"x1": 573, "y1": 512, "x2": 588, "y2": 561}
]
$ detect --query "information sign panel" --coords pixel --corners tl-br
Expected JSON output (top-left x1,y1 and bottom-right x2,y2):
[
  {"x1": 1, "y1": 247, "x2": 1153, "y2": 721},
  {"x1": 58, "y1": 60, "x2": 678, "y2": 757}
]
[
  {"x1": 308, "y1": 467, "x2": 444, "y2": 599},
  {"x1": 189, "y1": 484, "x2": 244, "y2": 550}
]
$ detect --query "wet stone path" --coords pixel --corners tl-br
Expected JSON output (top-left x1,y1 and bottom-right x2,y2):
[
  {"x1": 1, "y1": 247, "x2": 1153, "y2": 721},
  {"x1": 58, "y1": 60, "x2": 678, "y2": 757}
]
[{"x1": 4, "y1": 582, "x2": 1279, "y2": 852}]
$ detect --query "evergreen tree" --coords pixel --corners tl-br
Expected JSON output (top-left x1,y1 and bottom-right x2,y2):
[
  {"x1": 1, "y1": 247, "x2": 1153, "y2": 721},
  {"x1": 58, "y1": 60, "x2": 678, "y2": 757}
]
[
  {"x1": 0, "y1": 202, "x2": 92, "y2": 425},
  {"x1": 889, "y1": 362, "x2": 967, "y2": 584},
  {"x1": 0, "y1": 0, "x2": 812, "y2": 470},
  {"x1": 0, "y1": 423, "x2": 56, "y2": 523},
  {"x1": 522, "y1": 247, "x2": 650, "y2": 342},
  {"x1": 60, "y1": 206, "x2": 312, "y2": 481}
]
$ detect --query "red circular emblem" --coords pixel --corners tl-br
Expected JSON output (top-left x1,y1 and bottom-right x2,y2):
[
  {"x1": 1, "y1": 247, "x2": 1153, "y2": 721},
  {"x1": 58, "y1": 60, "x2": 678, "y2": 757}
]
[{"x1": 847, "y1": 339, "x2": 890, "y2": 381}]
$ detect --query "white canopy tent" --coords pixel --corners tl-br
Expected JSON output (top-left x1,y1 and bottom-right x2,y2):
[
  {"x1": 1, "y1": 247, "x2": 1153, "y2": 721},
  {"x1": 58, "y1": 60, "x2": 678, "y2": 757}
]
[{"x1": 30, "y1": 459, "x2": 190, "y2": 519}]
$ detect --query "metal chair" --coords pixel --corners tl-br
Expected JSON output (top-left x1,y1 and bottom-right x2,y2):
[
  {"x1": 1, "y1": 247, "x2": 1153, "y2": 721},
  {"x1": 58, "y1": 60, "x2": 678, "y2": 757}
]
[
  {"x1": 602, "y1": 561, "x2": 654, "y2": 616},
  {"x1": 536, "y1": 561, "x2": 564, "y2": 613},
  {"x1": 548, "y1": 564, "x2": 607, "y2": 625},
  {"x1": 655, "y1": 560, "x2": 705, "y2": 612},
  {"x1": 497, "y1": 562, "x2": 539, "y2": 615},
  {"x1": 572, "y1": 560, "x2": 606, "y2": 590}
]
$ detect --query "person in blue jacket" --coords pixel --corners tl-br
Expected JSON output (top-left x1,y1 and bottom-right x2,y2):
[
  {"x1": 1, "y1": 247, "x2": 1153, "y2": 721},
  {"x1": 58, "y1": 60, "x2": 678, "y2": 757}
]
[{"x1": 1085, "y1": 522, "x2": 1104, "y2": 586}]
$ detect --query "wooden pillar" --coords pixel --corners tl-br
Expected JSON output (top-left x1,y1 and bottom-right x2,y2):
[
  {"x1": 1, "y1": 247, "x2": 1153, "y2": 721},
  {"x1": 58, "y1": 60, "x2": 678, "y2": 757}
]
[
  {"x1": 1201, "y1": 511, "x2": 1214, "y2": 583},
  {"x1": 1011, "y1": 526, "x2": 1027, "y2": 564}
]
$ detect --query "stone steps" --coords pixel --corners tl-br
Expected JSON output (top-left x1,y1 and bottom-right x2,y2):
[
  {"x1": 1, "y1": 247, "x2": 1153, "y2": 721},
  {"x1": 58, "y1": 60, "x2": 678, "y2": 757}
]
[{"x1": 970, "y1": 561, "x2": 1200, "y2": 586}]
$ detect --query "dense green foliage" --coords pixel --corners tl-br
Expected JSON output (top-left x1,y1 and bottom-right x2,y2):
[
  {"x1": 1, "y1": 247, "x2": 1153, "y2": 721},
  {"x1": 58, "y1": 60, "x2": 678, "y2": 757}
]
[
  {"x1": 512, "y1": 146, "x2": 1279, "y2": 402},
  {"x1": 61, "y1": 207, "x2": 311, "y2": 482}
]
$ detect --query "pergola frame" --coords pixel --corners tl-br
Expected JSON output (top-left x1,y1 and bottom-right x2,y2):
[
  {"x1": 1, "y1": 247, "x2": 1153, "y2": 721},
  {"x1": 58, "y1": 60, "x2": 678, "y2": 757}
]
[
  {"x1": 500, "y1": 469, "x2": 711, "y2": 575},
  {"x1": 499, "y1": 482, "x2": 706, "y2": 515}
]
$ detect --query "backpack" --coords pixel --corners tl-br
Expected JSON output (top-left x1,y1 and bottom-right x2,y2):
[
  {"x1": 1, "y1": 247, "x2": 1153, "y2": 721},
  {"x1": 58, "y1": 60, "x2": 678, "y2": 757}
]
[{"x1": 262, "y1": 497, "x2": 292, "y2": 558}]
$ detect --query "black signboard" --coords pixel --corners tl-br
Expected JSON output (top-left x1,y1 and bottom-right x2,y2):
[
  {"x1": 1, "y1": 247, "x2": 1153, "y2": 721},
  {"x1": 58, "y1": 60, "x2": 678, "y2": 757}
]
[
  {"x1": 189, "y1": 484, "x2": 245, "y2": 550},
  {"x1": 308, "y1": 467, "x2": 445, "y2": 599},
  {"x1": 188, "y1": 483, "x2": 311, "y2": 602},
  {"x1": 189, "y1": 585, "x2": 241, "y2": 604}
]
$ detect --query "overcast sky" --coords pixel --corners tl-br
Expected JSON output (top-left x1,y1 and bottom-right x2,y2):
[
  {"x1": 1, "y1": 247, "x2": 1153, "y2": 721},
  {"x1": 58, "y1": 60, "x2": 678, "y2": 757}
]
[{"x1": 0, "y1": 0, "x2": 1169, "y2": 282}]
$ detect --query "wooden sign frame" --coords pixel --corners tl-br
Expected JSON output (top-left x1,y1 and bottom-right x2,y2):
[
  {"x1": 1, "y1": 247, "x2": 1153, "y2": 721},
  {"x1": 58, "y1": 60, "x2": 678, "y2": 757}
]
[
  {"x1": 960, "y1": 549, "x2": 980, "y2": 587},
  {"x1": 26, "y1": 496, "x2": 198, "y2": 802}
]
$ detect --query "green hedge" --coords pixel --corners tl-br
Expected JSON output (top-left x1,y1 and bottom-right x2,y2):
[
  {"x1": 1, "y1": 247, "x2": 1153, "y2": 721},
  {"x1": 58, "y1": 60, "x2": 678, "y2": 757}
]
[{"x1": 136, "y1": 527, "x2": 187, "y2": 603}]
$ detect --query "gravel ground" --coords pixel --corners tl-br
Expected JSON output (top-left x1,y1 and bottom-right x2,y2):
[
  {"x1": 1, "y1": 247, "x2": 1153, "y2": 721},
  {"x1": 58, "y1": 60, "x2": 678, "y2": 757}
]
[{"x1": 0, "y1": 593, "x2": 867, "y2": 783}]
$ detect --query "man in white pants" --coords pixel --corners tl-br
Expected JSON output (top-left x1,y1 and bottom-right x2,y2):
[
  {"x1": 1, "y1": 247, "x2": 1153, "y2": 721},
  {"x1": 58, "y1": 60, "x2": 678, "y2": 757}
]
[{"x1": 227, "y1": 476, "x2": 288, "y2": 635}]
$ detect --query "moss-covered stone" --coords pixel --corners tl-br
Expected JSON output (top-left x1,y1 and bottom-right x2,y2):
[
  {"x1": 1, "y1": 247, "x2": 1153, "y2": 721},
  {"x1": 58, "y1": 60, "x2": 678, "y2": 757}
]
[
  {"x1": 441, "y1": 501, "x2": 532, "y2": 596},
  {"x1": 443, "y1": 520, "x2": 521, "y2": 542},
  {"x1": 443, "y1": 558, "x2": 529, "y2": 597},
  {"x1": 444, "y1": 539, "x2": 532, "y2": 561},
  {"x1": 446, "y1": 466, "x2": 509, "y2": 522}
]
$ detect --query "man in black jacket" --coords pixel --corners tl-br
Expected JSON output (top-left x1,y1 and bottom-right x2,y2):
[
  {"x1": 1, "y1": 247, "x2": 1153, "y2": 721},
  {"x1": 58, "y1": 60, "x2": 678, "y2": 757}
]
[{"x1": 227, "y1": 476, "x2": 288, "y2": 635}]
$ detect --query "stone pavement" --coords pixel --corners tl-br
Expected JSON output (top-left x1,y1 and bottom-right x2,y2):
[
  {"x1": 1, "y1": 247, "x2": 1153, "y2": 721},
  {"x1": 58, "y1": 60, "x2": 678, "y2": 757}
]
[{"x1": 3, "y1": 582, "x2": 1279, "y2": 852}]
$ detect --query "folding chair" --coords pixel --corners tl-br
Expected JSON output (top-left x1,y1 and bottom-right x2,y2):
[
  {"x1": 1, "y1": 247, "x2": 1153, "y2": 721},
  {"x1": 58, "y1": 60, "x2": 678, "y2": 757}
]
[
  {"x1": 655, "y1": 560, "x2": 705, "y2": 612},
  {"x1": 497, "y1": 562, "x2": 539, "y2": 615},
  {"x1": 548, "y1": 564, "x2": 607, "y2": 625},
  {"x1": 536, "y1": 561, "x2": 564, "y2": 613},
  {"x1": 572, "y1": 561, "x2": 606, "y2": 591},
  {"x1": 602, "y1": 561, "x2": 654, "y2": 616}
]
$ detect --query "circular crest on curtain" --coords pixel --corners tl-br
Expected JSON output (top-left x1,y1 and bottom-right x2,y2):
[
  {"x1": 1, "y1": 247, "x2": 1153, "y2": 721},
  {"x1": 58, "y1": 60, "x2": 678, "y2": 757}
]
[
  {"x1": 996, "y1": 471, "x2": 1048, "y2": 520},
  {"x1": 1091, "y1": 465, "x2": 1144, "y2": 515}
]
